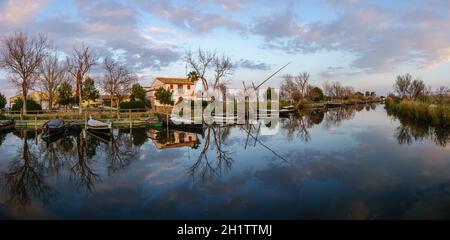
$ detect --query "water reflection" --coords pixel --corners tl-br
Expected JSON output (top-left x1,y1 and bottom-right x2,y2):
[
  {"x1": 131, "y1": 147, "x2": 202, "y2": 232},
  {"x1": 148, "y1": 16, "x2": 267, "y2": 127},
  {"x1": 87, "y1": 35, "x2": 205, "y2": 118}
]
[
  {"x1": 0, "y1": 104, "x2": 449, "y2": 219},
  {"x1": 1, "y1": 130, "x2": 53, "y2": 210},
  {"x1": 188, "y1": 126, "x2": 233, "y2": 182},
  {"x1": 390, "y1": 112, "x2": 450, "y2": 147}
]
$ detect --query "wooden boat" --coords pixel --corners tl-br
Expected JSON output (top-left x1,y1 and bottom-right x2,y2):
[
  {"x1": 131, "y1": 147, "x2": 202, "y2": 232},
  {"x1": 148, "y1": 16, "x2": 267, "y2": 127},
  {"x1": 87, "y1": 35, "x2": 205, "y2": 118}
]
[
  {"x1": 42, "y1": 118, "x2": 66, "y2": 139},
  {"x1": 279, "y1": 105, "x2": 295, "y2": 115},
  {"x1": 86, "y1": 129, "x2": 112, "y2": 143},
  {"x1": 0, "y1": 119, "x2": 15, "y2": 131},
  {"x1": 156, "y1": 113, "x2": 204, "y2": 133},
  {"x1": 86, "y1": 117, "x2": 111, "y2": 135},
  {"x1": 67, "y1": 121, "x2": 82, "y2": 132}
]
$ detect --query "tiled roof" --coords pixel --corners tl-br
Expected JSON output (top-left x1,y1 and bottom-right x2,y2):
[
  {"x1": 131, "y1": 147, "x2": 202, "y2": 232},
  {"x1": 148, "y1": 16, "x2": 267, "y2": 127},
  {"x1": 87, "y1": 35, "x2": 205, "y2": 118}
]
[{"x1": 155, "y1": 77, "x2": 194, "y2": 85}]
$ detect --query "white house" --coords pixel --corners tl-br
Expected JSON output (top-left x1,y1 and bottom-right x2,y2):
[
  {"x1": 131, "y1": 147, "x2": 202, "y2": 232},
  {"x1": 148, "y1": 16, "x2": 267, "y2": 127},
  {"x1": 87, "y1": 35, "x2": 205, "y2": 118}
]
[{"x1": 145, "y1": 77, "x2": 197, "y2": 107}]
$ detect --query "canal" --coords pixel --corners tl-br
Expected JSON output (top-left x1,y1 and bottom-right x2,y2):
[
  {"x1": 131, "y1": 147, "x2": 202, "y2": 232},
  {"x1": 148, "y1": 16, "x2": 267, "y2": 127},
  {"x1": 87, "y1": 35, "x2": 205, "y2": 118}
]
[{"x1": 0, "y1": 104, "x2": 449, "y2": 219}]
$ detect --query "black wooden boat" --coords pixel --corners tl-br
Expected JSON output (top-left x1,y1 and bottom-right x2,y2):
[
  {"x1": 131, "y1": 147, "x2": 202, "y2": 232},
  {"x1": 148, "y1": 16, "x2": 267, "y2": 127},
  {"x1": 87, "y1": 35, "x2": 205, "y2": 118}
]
[
  {"x1": 67, "y1": 121, "x2": 82, "y2": 132},
  {"x1": 0, "y1": 119, "x2": 15, "y2": 131},
  {"x1": 42, "y1": 118, "x2": 66, "y2": 139}
]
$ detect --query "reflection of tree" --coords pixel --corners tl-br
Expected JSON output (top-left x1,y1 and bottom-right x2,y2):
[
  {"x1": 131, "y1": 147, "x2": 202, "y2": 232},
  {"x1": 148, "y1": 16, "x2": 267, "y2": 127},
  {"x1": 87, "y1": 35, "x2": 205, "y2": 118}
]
[
  {"x1": 107, "y1": 129, "x2": 139, "y2": 174},
  {"x1": 1, "y1": 131, "x2": 52, "y2": 210},
  {"x1": 395, "y1": 125, "x2": 413, "y2": 145},
  {"x1": 324, "y1": 107, "x2": 356, "y2": 129},
  {"x1": 131, "y1": 128, "x2": 148, "y2": 146},
  {"x1": 395, "y1": 117, "x2": 449, "y2": 147},
  {"x1": 69, "y1": 132, "x2": 101, "y2": 192},
  {"x1": 187, "y1": 126, "x2": 233, "y2": 182},
  {"x1": 0, "y1": 133, "x2": 7, "y2": 146},
  {"x1": 281, "y1": 110, "x2": 326, "y2": 142},
  {"x1": 85, "y1": 133, "x2": 101, "y2": 159}
]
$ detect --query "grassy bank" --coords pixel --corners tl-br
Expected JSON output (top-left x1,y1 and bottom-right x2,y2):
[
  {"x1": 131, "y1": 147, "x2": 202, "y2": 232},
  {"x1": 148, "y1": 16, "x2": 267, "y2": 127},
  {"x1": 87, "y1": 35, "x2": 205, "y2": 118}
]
[{"x1": 385, "y1": 97, "x2": 450, "y2": 126}]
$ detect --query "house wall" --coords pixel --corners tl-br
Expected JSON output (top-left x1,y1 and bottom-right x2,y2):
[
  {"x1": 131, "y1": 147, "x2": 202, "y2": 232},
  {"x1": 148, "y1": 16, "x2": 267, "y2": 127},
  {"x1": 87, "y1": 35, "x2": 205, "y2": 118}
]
[{"x1": 149, "y1": 80, "x2": 196, "y2": 107}]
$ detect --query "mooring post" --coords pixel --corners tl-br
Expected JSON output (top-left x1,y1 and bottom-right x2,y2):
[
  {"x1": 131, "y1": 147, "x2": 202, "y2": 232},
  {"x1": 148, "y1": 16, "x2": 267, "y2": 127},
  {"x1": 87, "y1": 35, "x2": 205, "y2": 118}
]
[{"x1": 129, "y1": 109, "x2": 132, "y2": 129}]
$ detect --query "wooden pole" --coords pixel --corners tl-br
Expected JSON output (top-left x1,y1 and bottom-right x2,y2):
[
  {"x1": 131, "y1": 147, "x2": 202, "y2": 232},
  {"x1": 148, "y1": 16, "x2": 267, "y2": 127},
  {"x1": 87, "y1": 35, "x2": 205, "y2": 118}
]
[{"x1": 129, "y1": 109, "x2": 132, "y2": 129}]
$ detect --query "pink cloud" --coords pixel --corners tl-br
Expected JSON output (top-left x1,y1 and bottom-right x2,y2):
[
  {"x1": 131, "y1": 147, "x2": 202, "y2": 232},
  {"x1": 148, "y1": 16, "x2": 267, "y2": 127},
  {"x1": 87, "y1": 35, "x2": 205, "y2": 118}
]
[{"x1": 0, "y1": 0, "x2": 47, "y2": 24}]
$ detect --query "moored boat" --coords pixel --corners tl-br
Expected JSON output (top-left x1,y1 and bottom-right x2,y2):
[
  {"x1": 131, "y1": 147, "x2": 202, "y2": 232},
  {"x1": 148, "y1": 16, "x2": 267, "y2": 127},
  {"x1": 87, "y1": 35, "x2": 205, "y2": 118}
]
[
  {"x1": 86, "y1": 117, "x2": 112, "y2": 135},
  {"x1": 67, "y1": 121, "x2": 82, "y2": 132},
  {"x1": 156, "y1": 113, "x2": 204, "y2": 133},
  {"x1": 42, "y1": 118, "x2": 66, "y2": 139},
  {"x1": 279, "y1": 105, "x2": 295, "y2": 115},
  {"x1": 0, "y1": 119, "x2": 15, "y2": 131}
]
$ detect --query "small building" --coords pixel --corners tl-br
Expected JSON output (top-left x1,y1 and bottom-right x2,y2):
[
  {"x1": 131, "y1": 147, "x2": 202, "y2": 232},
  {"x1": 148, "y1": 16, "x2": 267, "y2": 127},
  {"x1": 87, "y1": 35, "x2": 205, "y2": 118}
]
[{"x1": 145, "y1": 77, "x2": 196, "y2": 107}]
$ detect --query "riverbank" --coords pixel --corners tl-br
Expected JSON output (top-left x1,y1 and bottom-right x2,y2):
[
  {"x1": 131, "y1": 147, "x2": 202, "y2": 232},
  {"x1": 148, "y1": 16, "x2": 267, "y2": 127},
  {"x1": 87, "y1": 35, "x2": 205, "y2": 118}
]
[
  {"x1": 385, "y1": 97, "x2": 450, "y2": 126},
  {"x1": 296, "y1": 98, "x2": 384, "y2": 110},
  {"x1": 13, "y1": 119, "x2": 149, "y2": 129}
]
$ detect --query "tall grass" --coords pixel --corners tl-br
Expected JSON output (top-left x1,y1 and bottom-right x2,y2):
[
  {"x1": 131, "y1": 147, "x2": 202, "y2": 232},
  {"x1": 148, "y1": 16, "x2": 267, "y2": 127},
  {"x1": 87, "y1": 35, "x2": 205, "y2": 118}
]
[{"x1": 385, "y1": 97, "x2": 450, "y2": 126}]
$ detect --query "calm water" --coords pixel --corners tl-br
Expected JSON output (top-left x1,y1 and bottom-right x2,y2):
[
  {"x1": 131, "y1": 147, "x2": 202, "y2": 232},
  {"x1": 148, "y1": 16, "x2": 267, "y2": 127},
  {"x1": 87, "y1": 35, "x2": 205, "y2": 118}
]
[{"x1": 1, "y1": 104, "x2": 449, "y2": 219}]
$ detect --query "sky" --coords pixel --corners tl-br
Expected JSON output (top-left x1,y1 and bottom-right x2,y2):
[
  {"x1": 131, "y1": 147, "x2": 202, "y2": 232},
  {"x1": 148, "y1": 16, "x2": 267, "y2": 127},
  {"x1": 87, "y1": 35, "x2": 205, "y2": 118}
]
[{"x1": 0, "y1": 0, "x2": 449, "y2": 98}]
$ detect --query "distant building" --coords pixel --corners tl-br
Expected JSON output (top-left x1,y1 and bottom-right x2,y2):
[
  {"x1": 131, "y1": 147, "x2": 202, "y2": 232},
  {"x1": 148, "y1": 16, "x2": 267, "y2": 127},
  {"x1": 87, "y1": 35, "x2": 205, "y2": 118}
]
[{"x1": 145, "y1": 77, "x2": 196, "y2": 107}]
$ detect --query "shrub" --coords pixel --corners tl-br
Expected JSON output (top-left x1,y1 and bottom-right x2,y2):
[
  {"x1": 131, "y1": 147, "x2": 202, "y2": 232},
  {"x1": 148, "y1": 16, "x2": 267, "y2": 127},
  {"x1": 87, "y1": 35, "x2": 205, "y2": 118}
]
[
  {"x1": 11, "y1": 98, "x2": 43, "y2": 114},
  {"x1": 119, "y1": 100, "x2": 147, "y2": 112}
]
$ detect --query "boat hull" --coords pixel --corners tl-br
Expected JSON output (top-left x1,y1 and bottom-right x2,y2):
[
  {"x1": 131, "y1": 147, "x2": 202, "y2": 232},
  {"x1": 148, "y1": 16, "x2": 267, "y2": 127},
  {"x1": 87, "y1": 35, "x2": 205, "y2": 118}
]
[{"x1": 0, "y1": 121, "x2": 15, "y2": 131}]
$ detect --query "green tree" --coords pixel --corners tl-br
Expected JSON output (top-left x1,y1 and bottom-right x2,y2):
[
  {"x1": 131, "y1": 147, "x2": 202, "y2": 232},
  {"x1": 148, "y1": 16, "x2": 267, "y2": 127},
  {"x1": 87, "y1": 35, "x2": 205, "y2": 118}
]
[
  {"x1": 11, "y1": 98, "x2": 42, "y2": 113},
  {"x1": 155, "y1": 87, "x2": 173, "y2": 106},
  {"x1": 82, "y1": 77, "x2": 99, "y2": 102},
  {"x1": 0, "y1": 92, "x2": 6, "y2": 109},
  {"x1": 57, "y1": 81, "x2": 75, "y2": 108},
  {"x1": 187, "y1": 71, "x2": 199, "y2": 82},
  {"x1": 308, "y1": 86, "x2": 324, "y2": 102},
  {"x1": 130, "y1": 83, "x2": 147, "y2": 102}
]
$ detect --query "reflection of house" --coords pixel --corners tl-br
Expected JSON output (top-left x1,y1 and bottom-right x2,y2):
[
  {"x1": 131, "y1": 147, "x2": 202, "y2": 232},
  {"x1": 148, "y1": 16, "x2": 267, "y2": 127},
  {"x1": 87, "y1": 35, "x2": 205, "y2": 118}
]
[
  {"x1": 148, "y1": 128, "x2": 199, "y2": 149},
  {"x1": 9, "y1": 91, "x2": 49, "y2": 109},
  {"x1": 145, "y1": 77, "x2": 196, "y2": 107}
]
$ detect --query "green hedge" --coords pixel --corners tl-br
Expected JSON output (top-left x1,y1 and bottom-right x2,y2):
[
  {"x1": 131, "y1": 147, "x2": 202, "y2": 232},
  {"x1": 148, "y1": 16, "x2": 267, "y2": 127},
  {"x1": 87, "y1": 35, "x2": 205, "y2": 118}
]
[
  {"x1": 119, "y1": 100, "x2": 147, "y2": 112},
  {"x1": 11, "y1": 98, "x2": 43, "y2": 114}
]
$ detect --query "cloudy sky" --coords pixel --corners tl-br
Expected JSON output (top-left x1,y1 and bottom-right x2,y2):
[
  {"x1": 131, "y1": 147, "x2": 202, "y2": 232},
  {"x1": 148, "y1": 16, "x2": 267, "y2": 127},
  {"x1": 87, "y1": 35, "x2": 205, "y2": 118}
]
[{"x1": 0, "y1": 0, "x2": 449, "y2": 98}]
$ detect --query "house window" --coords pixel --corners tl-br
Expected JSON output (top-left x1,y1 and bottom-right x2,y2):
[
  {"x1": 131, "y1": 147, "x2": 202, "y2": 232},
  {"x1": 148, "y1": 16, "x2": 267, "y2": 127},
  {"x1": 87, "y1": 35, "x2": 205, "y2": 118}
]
[
  {"x1": 170, "y1": 84, "x2": 173, "y2": 89},
  {"x1": 187, "y1": 85, "x2": 191, "y2": 90}
]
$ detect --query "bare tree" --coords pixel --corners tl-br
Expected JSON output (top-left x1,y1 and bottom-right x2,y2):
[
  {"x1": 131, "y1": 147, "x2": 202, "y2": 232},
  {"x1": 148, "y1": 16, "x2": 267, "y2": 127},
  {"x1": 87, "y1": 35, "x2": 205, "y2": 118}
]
[
  {"x1": 0, "y1": 32, "x2": 49, "y2": 114},
  {"x1": 39, "y1": 52, "x2": 66, "y2": 109},
  {"x1": 280, "y1": 75, "x2": 301, "y2": 102},
  {"x1": 101, "y1": 58, "x2": 136, "y2": 110},
  {"x1": 323, "y1": 81, "x2": 353, "y2": 99},
  {"x1": 294, "y1": 72, "x2": 310, "y2": 98},
  {"x1": 186, "y1": 48, "x2": 216, "y2": 90},
  {"x1": 409, "y1": 79, "x2": 426, "y2": 100},
  {"x1": 213, "y1": 54, "x2": 232, "y2": 89},
  {"x1": 394, "y1": 74, "x2": 412, "y2": 98},
  {"x1": 67, "y1": 44, "x2": 98, "y2": 113}
]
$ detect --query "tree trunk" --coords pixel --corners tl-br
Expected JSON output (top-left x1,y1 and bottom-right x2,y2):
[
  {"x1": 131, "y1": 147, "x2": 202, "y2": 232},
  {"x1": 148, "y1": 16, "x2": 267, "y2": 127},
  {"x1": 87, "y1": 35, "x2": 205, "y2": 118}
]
[
  {"x1": 78, "y1": 75, "x2": 83, "y2": 114},
  {"x1": 110, "y1": 93, "x2": 113, "y2": 114},
  {"x1": 22, "y1": 86, "x2": 27, "y2": 115},
  {"x1": 48, "y1": 96, "x2": 53, "y2": 110}
]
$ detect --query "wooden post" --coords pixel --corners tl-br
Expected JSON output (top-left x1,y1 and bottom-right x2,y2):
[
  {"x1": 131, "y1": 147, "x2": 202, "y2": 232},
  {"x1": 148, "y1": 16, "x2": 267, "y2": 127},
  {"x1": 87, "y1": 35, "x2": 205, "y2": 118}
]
[
  {"x1": 34, "y1": 115, "x2": 37, "y2": 131},
  {"x1": 129, "y1": 109, "x2": 132, "y2": 129}
]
